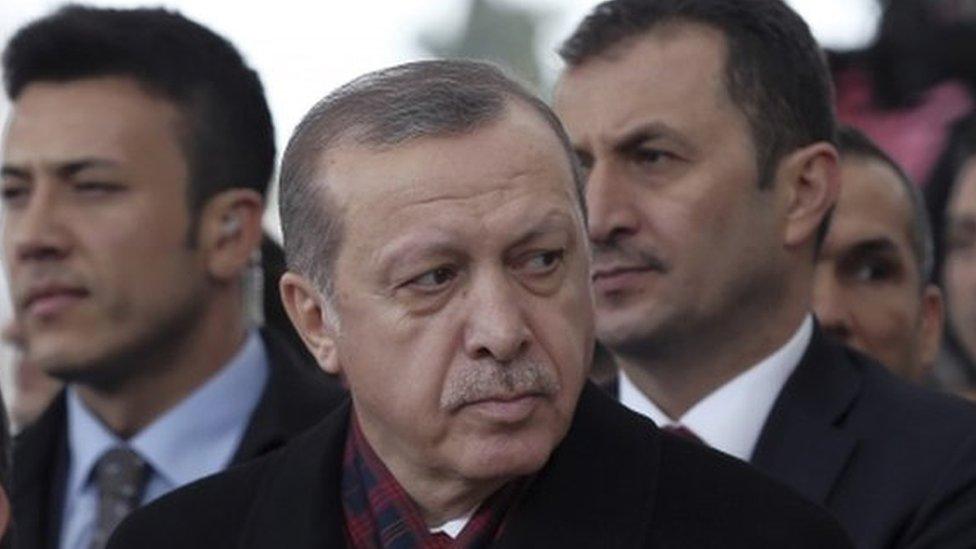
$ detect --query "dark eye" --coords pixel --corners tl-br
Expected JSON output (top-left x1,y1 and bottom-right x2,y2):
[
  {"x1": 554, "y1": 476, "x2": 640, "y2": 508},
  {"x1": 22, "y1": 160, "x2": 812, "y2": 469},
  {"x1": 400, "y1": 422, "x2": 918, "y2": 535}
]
[
  {"x1": 854, "y1": 262, "x2": 890, "y2": 282},
  {"x1": 74, "y1": 182, "x2": 122, "y2": 195},
  {"x1": 846, "y1": 256, "x2": 901, "y2": 284},
  {"x1": 633, "y1": 148, "x2": 668, "y2": 165},
  {"x1": 407, "y1": 266, "x2": 457, "y2": 291},
  {"x1": 0, "y1": 185, "x2": 29, "y2": 205},
  {"x1": 519, "y1": 250, "x2": 564, "y2": 275}
]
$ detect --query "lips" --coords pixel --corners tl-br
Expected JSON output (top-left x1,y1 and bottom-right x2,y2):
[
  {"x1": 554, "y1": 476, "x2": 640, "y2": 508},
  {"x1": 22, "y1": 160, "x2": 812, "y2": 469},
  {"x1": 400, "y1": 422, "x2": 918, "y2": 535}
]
[
  {"x1": 462, "y1": 392, "x2": 544, "y2": 423},
  {"x1": 21, "y1": 284, "x2": 89, "y2": 318},
  {"x1": 591, "y1": 264, "x2": 657, "y2": 281},
  {"x1": 591, "y1": 263, "x2": 661, "y2": 293}
]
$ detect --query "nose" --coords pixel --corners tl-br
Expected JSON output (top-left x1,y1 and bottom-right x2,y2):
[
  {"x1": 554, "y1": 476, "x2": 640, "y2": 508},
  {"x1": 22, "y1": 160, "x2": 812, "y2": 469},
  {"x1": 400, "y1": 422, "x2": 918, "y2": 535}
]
[
  {"x1": 462, "y1": 269, "x2": 530, "y2": 363},
  {"x1": 585, "y1": 161, "x2": 640, "y2": 246},
  {"x1": 7, "y1": 184, "x2": 71, "y2": 264},
  {"x1": 812, "y1": 270, "x2": 853, "y2": 344}
]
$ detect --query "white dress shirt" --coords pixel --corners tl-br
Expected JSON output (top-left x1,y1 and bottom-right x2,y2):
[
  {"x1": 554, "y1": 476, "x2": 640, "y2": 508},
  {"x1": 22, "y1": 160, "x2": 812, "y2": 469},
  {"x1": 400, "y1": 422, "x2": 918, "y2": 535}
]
[
  {"x1": 59, "y1": 330, "x2": 270, "y2": 549},
  {"x1": 618, "y1": 315, "x2": 813, "y2": 461}
]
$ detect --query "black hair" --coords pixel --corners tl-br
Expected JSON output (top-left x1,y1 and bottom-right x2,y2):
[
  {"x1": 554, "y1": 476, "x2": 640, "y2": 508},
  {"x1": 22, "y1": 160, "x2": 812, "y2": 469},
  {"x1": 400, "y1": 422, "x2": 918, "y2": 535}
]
[
  {"x1": 3, "y1": 4, "x2": 275, "y2": 221},
  {"x1": 560, "y1": 0, "x2": 836, "y2": 189}
]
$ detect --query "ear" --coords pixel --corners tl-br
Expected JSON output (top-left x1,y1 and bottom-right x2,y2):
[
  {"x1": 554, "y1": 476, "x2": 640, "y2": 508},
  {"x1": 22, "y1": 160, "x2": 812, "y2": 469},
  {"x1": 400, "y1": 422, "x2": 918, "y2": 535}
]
[
  {"x1": 917, "y1": 284, "x2": 945, "y2": 380},
  {"x1": 197, "y1": 189, "x2": 264, "y2": 281},
  {"x1": 280, "y1": 271, "x2": 341, "y2": 375},
  {"x1": 778, "y1": 142, "x2": 840, "y2": 249}
]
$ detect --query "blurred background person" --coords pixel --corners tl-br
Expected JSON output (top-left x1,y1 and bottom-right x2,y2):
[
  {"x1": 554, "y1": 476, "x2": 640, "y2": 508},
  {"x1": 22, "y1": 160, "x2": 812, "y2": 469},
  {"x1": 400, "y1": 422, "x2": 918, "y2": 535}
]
[
  {"x1": 0, "y1": 6, "x2": 345, "y2": 549},
  {"x1": 831, "y1": 0, "x2": 976, "y2": 185},
  {"x1": 1, "y1": 320, "x2": 61, "y2": 432},
  {"x1": 814, "y1": 126, "x2": 943, "y2": 383},
  {"x1": 926, "y1": 114, "x2": 976, "y2": 399}
]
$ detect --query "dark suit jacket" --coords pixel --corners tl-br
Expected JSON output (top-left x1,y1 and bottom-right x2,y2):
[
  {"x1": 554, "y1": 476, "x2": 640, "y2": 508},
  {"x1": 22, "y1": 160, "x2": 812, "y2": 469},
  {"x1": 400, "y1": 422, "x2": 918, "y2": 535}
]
[
  {"x1": 108, "y1": 383, "x2": 852, "y2": 548},
  {"x1": 599, "y1": 326, "x2": 976, "y2": 548},
  {"x1": 10, "y1": 328, "x2": 347, "y2": 549},
  {"x1": 749, "y1": 328, "x2": 976, "y2": 549}
]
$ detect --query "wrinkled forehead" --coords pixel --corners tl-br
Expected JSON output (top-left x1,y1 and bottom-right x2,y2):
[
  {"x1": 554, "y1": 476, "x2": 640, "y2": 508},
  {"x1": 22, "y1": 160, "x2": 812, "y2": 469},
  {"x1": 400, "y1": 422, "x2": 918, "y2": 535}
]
[{"x1": 321, "y1": 106, "x2": 584, "y2": 236}]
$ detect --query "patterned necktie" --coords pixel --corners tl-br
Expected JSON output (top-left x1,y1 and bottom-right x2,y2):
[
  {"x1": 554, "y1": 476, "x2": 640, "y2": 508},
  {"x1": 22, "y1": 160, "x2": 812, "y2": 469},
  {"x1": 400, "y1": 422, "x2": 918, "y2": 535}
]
[
  {"x1": 663, "y1": 424, "x2": 706, "y2": 446},
  {"x1": 90, "y1": 447, "x2": 150, "y2": 549}
]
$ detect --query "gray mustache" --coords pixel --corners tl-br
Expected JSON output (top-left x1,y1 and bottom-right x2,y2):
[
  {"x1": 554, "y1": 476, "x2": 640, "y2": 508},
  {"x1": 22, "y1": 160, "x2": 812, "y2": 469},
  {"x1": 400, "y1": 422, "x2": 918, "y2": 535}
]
[{"x1": 441, "y1": 358, "x2": 560, "y2": 410}]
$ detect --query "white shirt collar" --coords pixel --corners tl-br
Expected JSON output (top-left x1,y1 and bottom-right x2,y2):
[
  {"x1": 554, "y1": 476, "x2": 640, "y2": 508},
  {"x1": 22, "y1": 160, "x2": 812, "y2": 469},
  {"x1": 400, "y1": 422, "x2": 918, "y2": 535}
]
[
  {"x1": 65, "y1": 330, "x2": 269, "y2": 497},
  {"x1": 618, "y1": 315, "x2": 813, "y2": 461},
  {"x1": 429, "y1": 508, "x2": 476, "y2": 539}
]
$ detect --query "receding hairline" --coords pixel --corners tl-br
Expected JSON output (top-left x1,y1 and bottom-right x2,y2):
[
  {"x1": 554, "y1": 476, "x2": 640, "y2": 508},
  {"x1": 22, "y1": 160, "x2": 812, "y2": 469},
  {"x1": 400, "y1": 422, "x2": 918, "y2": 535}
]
[{"x1": 305, "y1": 97, "x2": 581, "y2": 209}]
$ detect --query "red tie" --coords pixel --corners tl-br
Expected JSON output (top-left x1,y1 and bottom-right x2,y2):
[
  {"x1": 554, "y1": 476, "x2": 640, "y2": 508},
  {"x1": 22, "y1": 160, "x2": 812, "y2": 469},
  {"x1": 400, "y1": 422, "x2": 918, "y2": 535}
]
[{"x1": 663, "y1": 424, "x2": 705, "y2": 445}]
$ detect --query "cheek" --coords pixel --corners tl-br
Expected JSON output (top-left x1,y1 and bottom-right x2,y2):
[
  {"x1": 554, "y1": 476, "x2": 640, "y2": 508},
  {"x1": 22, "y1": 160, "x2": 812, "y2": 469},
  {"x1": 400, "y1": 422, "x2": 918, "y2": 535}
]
[
  {"x1": 946, "y1": 259, "x2": 976, "y2": 301},
  {"x1": 337, "y1": 302, "x2": 461, "y2": 414},
  {"x1": 853, "y1": 292, "x2": 916, "y2": 343}
]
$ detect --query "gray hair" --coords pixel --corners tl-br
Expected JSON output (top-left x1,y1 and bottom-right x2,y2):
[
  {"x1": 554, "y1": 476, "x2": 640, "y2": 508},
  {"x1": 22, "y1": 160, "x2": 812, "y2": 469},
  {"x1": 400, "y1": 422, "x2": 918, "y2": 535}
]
[{"x1": 279, "y1": 59, "x2": 584, "y2": 297}]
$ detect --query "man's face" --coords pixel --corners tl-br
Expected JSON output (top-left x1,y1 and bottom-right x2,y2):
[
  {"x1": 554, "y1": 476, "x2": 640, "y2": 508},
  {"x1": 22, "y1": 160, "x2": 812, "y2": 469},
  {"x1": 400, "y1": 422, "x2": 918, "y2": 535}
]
[
  {"x1": 318, "y1": 104, "x2": 592, "y2": 482},
  {"x1": 554, "y1": 24, "x2": 784, "y2": 356},
  {"x1": 813, "y1": 157, "x2": 942, "y2": 381},
  {"x1": 945, "y1": 158, "x2": 976, "y2": 362},
  {"x1": 1, "y1": 77, "x2": 209, "y2": 382}
]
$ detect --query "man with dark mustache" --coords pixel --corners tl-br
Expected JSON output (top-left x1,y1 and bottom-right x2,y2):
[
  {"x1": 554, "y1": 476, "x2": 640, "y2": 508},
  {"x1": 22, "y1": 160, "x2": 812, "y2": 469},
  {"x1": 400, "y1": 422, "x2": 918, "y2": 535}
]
[
  {"x1": 0, "y1": 7, "x2": 344, "y2": 548},
  {"x1": 554, "y1": 0, "x2": 976, "y2": 547},
  {"x1": 106, "y1": 59, "x2": 851, "y2": 548}
]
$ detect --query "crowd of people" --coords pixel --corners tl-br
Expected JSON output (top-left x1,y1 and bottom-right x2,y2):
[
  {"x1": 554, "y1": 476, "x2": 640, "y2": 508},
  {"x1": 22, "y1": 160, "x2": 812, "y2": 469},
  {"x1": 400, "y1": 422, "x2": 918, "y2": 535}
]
[{"x1": 0, "y1": 0, "x2": 975, "y2": 547}]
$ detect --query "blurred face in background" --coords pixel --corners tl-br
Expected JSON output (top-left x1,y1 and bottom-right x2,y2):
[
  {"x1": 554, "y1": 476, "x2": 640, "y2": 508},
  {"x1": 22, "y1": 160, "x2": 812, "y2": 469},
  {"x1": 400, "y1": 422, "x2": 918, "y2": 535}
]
[
  {"x1": 945, "y1": 157, "x2": 976, "y2": 365},
  {"x1": 1, "y1": 77, "x2": 210, "y2": 385},
  {"x1": 814, "y1": 156, "x2": 942, "y2": 381}
]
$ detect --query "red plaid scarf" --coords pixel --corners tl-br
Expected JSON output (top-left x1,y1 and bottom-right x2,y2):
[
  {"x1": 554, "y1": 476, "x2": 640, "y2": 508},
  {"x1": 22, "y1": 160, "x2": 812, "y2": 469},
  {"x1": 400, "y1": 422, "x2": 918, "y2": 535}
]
[{"x1": 340, "y1": 415, "x2": 523, "y2": 548}]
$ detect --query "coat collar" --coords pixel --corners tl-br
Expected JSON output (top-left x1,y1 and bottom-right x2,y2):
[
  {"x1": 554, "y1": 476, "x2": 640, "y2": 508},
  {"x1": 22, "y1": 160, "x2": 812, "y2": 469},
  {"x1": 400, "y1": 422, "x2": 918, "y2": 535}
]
[
  {"x1": 750, "y1": 324, "x2": 861, "y2": 504},
  {"x1": 12, "y1": 391, "x2": 68, "y2": 549},
  {"x1": 231, "y1": 327, "x2": 346, "y2": 463},
  {"x1": 239, "y1": 383, "x2": 662, "y2": 547}
]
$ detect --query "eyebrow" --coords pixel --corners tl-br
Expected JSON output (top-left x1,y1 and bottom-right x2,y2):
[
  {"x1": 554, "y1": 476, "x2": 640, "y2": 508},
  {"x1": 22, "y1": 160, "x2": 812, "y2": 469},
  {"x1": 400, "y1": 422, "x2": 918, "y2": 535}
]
[
  {"x1": 378, "y1": 210, "x2": 578, "y2": 273},
  {"x1": 507, "y1": 211, "x2": 577, "y2": 250},
  {"x1": 611, "y1": 121, "x2": 692, "y2": 155},
  {"x1": 844, "y1": 237, "x2": 901, "y2": 258},
  {"x1": 1, "y1": 158, "x2": 119, "y2": 180}
]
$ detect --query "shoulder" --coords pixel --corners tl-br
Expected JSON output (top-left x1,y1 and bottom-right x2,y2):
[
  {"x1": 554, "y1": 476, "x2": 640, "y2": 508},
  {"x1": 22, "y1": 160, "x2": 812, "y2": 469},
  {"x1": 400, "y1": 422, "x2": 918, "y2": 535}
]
[
  {"x1": 519, "y1": 385, "x2": 851, "y2": 547},
  {"x1": 652, "y1": 436, "x2": 853, "y2": 547},
  {"x1": 108, "y1": 401, "x2": 350, "y2": 549},
  {"x1": 828, "y1": 345, "x2": 976, "y2": 462},
  {"x1": 108, "y1": 449, "x2": 284, "y2": 549}
]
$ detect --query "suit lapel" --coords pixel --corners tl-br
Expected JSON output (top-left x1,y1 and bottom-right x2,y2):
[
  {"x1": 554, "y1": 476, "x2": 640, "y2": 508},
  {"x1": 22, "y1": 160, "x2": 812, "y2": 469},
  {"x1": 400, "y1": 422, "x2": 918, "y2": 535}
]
[
  {"x1": 12, "y1": 393, "x2": 68, "y2": 549},
  {"x1": 751, "y1": 327, "x2": 861, "y2": 504}
]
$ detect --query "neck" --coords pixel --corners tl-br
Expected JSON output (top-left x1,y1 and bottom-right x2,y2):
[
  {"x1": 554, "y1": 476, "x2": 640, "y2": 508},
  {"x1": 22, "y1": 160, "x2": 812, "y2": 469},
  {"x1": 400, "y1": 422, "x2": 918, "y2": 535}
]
[
  {"x1": 76, "y1": 292, "x2": 248, "y2": 438},
  {"x1": 616, "y1": 291, "x2": 809, "y2": 420}
]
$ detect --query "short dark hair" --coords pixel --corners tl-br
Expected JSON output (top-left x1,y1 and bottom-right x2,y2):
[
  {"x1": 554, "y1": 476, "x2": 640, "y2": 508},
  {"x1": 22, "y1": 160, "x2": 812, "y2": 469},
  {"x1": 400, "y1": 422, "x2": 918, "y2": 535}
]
[
  {"x1": 3, "y1": 5, "x2": 275, "y2": 222},
  {"x1": 279, "y1": 59, "x2": 583, "y2": 296},
  {"x1": 836, "y1": 125, "x2": 934, "y2": 286},
  {"x1": 559, "y1": 0, "x2": 836, "y2": 188}
]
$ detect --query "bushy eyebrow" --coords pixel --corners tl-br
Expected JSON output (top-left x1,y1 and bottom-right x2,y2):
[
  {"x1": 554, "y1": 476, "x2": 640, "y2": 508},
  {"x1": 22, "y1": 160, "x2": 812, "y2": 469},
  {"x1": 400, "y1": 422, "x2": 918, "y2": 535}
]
[
  {"x1": 378, "y1": 210, "x2": 578, "y2": 274},
  {"x1": 841, "y1": 238, "x2": 901, "y2": 260},
  {"x1": 612, "y1": 121, "x2": 691, "y2": 155},
  {"x1": 1, "y1": 158, "x2": 119, "y2": 180}
]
